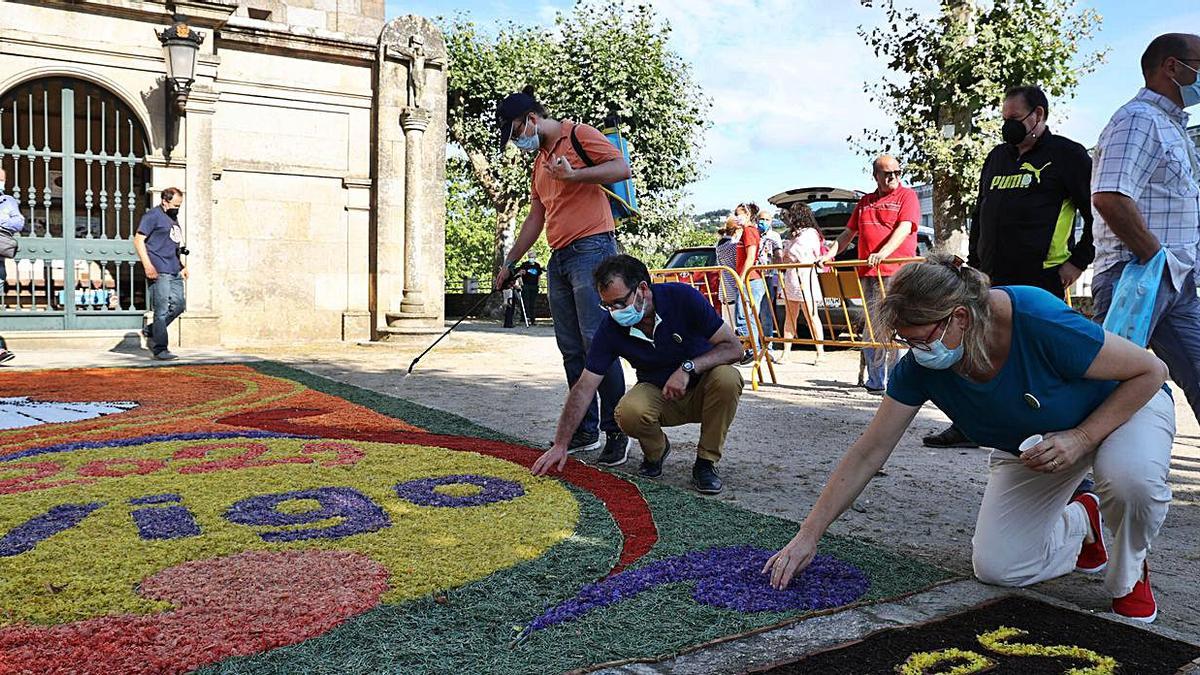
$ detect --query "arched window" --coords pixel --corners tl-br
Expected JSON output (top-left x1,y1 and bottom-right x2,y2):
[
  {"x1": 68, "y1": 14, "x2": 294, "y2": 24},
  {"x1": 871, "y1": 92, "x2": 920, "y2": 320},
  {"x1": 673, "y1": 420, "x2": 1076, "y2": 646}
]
[{"x1": 0, "y1": 77, "x2": 151, "y2": 330}]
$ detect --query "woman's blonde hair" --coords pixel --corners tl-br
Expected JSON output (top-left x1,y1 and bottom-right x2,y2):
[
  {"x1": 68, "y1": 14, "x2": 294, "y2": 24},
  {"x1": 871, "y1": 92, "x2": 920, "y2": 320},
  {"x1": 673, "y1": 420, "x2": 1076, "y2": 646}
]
[{"x1": 873, "y1": 254, "x2": 994, "y2": 375}]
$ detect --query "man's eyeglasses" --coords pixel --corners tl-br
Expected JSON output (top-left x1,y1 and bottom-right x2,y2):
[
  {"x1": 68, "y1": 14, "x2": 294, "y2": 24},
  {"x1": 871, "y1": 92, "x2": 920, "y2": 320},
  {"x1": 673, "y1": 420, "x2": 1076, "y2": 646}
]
[
  {"x1": 879, "y1": 170, "x2": 903, "y2": 179},
  {"x1": 599, "y1": 286, "x2": 638, "y2": 311},
  {"x1": 893, "y1": 315, "x2": 952, "y2": 351}
]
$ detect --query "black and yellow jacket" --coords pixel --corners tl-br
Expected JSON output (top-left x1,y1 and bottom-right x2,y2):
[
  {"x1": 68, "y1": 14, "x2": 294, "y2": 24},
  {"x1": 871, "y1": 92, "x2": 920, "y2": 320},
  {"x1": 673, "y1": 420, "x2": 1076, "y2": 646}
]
[{"x1": 968, "y1": 130, "x2": 1095, "y2": 285}]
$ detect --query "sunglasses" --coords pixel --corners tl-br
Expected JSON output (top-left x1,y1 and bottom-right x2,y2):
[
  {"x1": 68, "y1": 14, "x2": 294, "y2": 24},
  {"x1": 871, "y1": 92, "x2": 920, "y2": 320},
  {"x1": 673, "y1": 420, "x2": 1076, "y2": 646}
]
[
  {"x1": 878, "y1": 170, "x2": 903, "y2": 179},
  {"x1": 598, "y1": 285, "x2": 639, "y2": 311},
  {"x1": 893, "y1": 315, "x2": 953, "y2": 351}
]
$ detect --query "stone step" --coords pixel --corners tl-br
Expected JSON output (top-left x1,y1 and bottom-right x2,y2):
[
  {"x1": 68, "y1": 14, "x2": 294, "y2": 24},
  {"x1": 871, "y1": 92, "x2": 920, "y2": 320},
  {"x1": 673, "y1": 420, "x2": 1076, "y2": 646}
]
[{"x1": 1, "y1": 329, "x2": 142, "y2": 351}]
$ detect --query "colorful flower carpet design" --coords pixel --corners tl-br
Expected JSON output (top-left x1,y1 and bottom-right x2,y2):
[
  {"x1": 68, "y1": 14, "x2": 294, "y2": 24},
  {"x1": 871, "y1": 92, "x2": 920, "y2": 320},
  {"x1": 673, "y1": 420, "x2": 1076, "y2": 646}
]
[{"x1": 0, "y1": 363, "x2": 955, "y2": 674}]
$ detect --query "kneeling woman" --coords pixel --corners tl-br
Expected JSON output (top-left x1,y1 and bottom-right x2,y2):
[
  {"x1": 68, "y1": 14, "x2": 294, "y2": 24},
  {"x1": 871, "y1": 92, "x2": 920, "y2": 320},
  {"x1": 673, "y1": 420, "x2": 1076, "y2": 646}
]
[{"x1": 763, "y1": 255, "x2": 1174, "y2": 622}]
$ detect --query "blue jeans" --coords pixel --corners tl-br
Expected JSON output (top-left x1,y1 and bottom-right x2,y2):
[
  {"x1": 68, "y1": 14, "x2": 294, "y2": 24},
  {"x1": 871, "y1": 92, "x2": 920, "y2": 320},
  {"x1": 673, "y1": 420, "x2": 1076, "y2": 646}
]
[
  {"x1": 546, "y1": 232, "x2": 625, "y2": 436},
  {"x1": 759, "y1": 274, "x2": 780, "y2": 339},
  {"x1": 733, "y1": 277, "x2": 767, "y2": 348},
  {"x1": 148, "y1": 273, "x2": 185, "y2": 354},
  {"x1": 1093, "y1": 262, "x2": 1200, "y2": 423},
  {"x1": 862, "y1": 279, "x2": 902, "y2": 390}
]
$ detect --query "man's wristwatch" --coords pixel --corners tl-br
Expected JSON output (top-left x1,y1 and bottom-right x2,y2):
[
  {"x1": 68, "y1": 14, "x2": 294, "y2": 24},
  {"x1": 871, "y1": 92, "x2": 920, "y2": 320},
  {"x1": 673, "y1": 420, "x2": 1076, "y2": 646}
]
[{"x1": 681, "y1": 360, "x2": 696, "y2": 375}]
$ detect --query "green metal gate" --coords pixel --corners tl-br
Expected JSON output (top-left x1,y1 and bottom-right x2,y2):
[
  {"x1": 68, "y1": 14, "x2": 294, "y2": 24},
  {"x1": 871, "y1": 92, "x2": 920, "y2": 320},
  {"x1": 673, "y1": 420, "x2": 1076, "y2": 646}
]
[{"x1": 0, "y1": 77, "x2": 150, "y2": 330}]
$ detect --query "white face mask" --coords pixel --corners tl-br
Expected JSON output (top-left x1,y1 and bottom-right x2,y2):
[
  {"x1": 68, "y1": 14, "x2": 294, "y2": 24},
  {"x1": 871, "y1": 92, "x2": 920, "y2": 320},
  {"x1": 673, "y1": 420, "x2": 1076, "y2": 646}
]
[{"x1": 513, "y1": 118, "x2": 540, "y2": 154}]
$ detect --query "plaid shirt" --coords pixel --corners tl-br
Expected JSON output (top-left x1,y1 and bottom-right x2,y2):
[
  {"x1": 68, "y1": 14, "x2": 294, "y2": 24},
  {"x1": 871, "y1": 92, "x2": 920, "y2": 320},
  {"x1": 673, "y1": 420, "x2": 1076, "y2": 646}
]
[{"x1": 1091, "y1": 88, "x2": 1200, "y2": 275}]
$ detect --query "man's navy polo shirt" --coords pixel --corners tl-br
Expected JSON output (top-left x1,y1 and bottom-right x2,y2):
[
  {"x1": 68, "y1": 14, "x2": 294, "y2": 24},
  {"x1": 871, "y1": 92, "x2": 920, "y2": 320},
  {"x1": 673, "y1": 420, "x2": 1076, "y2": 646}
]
[
  {"x1": 585, "y1": 282, "x2": 725, "y2": 387},
  {"x1": 136, "y1": 206, "x2": 182, "y2": 275}
]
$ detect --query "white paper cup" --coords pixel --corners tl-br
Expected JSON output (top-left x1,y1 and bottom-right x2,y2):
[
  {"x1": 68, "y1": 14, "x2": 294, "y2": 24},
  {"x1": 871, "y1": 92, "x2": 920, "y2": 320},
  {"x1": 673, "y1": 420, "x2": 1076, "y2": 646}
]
[{"x1": 1018, "y1": 434, "x2": 1044, "y2": 454}]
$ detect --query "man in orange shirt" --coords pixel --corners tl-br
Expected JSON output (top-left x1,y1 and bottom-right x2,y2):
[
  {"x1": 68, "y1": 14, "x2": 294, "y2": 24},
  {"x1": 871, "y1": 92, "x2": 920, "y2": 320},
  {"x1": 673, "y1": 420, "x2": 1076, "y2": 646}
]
[
  {"x1": 819, "y1": 155, "x2": 919, "y2": 393},
  {"x1": 493, "y1": 87, "x2": 635, "y2": 465}
]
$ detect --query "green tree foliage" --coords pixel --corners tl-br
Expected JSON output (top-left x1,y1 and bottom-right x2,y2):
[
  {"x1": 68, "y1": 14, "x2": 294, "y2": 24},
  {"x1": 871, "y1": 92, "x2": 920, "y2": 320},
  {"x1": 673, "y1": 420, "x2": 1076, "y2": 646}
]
[
  {"x1": 855, "y1": 0, "x2": 1105, "y2": 245},
  {"x1": 443, "y1": 0, "x2": 710, "y2": 275},
  {"x1": 444, "y1": 158, "x2": 550, "y2": 286}
]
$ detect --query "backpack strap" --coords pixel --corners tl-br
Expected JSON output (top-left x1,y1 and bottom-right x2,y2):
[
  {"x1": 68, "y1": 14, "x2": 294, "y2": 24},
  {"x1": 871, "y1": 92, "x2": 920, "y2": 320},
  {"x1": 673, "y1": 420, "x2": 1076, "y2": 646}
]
[{"x1": 569, "y1": 124, "x2": 596, "y2": 167}]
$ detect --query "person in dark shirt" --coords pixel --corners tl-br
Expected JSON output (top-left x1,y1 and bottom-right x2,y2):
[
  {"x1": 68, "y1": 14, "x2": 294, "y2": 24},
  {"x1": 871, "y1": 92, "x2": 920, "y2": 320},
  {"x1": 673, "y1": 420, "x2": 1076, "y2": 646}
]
[
  {"x1": 929, "y1": 86, "x2": 1096, "y2": 449},
  {"x1": 134, "y1": 188, "x2": 186, "y2": 361},
  {"x1": 530, "y1": 254, "x2": 746, "y2": 494}
]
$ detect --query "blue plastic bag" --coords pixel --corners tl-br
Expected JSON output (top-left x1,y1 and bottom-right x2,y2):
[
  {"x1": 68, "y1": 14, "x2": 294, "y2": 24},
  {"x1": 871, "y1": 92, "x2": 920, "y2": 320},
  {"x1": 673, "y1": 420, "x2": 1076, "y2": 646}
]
[{"x1": 1101, "y1": 249, "x2": 1167, "y2": 347}]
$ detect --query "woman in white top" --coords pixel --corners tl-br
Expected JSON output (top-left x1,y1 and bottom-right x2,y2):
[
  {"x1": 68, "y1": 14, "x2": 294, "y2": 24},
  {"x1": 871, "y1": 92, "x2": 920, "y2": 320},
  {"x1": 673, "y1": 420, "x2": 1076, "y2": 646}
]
[{"x1": 778, "y1": 202, "x2": 825, "y2": 363}]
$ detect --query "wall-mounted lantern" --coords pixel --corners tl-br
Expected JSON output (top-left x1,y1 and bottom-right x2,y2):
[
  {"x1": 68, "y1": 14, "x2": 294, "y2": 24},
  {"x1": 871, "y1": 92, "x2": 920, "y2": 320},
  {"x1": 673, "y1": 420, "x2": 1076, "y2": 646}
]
[{"x1": 157, "y1": 14, "x2": 204, "y2": 159}]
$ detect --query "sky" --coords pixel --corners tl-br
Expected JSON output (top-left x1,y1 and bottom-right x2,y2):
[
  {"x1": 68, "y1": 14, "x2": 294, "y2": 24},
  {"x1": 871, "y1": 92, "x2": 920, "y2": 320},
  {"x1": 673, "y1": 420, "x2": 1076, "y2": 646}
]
[{"x1": 385, "y1": 0, "x2": 1200, "y2": 213}]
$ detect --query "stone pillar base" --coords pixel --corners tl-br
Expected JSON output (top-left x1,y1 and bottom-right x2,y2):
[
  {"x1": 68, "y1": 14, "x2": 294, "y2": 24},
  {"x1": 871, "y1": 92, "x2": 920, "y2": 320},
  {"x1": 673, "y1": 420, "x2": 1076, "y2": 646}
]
[
  {"x1": 177, "y1": 313, "x2": 222, "y2": 348},
  {"x1": 342, "y1": 311, "x2": 372, "y2": 342}
]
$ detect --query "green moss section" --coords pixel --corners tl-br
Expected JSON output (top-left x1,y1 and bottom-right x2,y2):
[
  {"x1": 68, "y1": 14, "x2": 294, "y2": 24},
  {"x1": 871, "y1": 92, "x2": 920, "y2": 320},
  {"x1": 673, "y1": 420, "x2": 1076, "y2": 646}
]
[{"x1": 199, "y1": 362, "x2": 955, "y2": 674}]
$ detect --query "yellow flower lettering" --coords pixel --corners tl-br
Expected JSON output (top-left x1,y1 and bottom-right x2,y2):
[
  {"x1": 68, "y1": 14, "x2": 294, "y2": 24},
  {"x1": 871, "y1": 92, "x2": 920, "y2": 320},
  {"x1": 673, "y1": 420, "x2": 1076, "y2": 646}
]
[
  {"x1": 977, "y1": 626, "x2": 1118, "y2": 675},
  {"x1": 895, "y1": 647, "x2": 994, "y2": 675}
]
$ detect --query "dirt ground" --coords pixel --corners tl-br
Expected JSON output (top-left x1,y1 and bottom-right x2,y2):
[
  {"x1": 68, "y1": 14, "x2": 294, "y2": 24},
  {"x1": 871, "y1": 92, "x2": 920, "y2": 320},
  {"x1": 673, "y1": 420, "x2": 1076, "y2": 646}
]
[{"x1": 261, "y1": 321, "x2": 1200, "y2": 642}]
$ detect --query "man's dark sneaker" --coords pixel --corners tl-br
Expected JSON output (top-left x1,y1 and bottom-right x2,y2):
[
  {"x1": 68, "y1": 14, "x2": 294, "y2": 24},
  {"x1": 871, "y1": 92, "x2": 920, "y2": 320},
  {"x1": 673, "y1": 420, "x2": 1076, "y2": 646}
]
[
  {"x1": 152, "y1": 350, "x2": 178, "y2": 361},
  {"x1": 638, "y1": 437, "x2": 671, "y2": 478},
  {"x1": 566, "y1": 429, "x2": 601, "y2": 454},
  {"x1": 0, "y1": 349, "x2": 14, "y2": 365},
  {"x1": 738, "y1": 349, "x2": 755, "y2": 366},
  {"x1": 692, "y1": 458, "x2": 723, "y2": 495},
  {"x1": 922, "y1": 424, "x2": 979, "y2": 448},
  {"x1": 596, "y1": 432, "x2": 630, "y2": 467}
]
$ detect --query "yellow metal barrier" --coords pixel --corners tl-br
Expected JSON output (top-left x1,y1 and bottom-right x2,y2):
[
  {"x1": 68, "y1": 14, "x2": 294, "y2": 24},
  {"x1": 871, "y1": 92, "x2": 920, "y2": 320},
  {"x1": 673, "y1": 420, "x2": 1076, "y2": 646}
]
[
  {"x1": 743, "y1": 257, "x2": 925, "y2": 388},
  {"x1": 649, "y1": 264, "x2": 776, "y2": 390}
]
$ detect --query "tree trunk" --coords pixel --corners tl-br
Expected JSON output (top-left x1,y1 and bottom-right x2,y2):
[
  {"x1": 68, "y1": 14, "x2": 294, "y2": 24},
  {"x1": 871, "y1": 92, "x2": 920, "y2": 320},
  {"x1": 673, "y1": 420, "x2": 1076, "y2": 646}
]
[
  {"x1": 931, "y1": 0, "x2": 974, "y2": 256},
  {"x1": 492, "y1": 207, "x2": 519, "y2": 274}
]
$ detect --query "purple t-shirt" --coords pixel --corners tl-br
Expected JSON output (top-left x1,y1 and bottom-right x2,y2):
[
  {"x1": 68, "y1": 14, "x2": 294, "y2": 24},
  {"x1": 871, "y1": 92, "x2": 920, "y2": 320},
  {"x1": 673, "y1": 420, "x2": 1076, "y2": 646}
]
[{"x1": 136, "y1": 206, "x2": 182, "y2": 275}]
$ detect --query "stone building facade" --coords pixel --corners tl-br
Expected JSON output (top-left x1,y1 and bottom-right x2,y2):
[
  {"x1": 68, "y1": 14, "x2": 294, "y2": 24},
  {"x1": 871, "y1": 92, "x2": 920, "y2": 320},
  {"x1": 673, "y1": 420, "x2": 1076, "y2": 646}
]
[{"x1": 0, "y1": 0, "x2": 446, "y2": 347}]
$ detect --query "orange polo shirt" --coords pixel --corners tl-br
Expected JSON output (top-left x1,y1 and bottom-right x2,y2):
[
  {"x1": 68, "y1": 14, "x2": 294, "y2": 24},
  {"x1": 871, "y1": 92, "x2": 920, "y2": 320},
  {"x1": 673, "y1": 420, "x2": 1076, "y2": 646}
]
[{"x1": 531, "y1": 121, "x2": 621, "y2": 250}]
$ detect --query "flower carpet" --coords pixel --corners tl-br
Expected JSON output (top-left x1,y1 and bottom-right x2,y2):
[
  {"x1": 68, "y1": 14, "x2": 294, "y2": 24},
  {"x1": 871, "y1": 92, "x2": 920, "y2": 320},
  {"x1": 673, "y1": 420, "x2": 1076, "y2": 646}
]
[
  {"x1": 760, "y1": 596, "x2": 1200, "y2": 674},
  {"x1": 0, "y1": 363, "x2": 954, "y2": 674}
]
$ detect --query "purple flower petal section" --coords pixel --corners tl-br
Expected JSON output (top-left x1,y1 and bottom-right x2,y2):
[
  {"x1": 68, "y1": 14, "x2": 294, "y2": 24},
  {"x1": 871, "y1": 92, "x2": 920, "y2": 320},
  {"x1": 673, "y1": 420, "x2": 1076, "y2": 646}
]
[
  {"x1": 526, "y1": 546, "x2": 868, "y2": 632},
  {"x1": 394, "y1": 474, "x2": 524, "y2": 508}
]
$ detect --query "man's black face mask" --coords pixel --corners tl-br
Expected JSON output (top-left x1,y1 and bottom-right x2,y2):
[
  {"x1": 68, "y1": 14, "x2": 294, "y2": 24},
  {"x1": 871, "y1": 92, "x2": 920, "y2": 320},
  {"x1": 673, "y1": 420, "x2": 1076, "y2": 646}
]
[{"x1": 1002, "y1": 109, "x2": 1037, "y2": 146}]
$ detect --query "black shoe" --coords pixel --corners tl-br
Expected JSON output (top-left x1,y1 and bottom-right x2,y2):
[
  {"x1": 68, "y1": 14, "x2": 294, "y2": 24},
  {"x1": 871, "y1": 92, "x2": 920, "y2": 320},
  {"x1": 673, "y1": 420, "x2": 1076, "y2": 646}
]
[
  {"x1": 596, "y1": 432, "x2": 630, "y2": 467},
  {"x1": 922, "y1": 424, "x2": 979, "y2": 448},
  {"x1": 638, "y1": 437, "x2": 671, "y2": 478},
  {"x1": 566, "y1": 429, "x2": 601, "y2": 454},
  {"x1": 692, "y1": 458, "x2": 723, "y2": 494},
  {"x1": 737, "y1": 349, "x2": 754, "y2": 366},
  {"x1": 0, "y1": 349, "x2": 14, "y2": 364}
]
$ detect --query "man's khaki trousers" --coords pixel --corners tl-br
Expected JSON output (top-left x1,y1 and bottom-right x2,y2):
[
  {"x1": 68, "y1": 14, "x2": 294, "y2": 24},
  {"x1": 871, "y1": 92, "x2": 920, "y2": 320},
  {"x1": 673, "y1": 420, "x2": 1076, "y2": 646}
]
[{"x1": 614, "y1": 365, "x2": 744, "y2": 463}]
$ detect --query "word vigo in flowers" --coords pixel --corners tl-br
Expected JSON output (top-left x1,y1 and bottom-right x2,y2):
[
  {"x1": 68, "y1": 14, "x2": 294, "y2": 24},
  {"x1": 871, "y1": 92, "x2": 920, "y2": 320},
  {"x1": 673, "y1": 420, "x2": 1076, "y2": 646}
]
[{"x1": 0, "y1": 434, "x2": 577, "y2": 672}]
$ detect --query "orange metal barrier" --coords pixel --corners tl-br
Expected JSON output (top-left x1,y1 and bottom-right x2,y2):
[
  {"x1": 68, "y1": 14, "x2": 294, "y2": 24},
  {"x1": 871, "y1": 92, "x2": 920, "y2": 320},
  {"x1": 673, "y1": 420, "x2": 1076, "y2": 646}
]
[
  {"x1": 650, "y1": 264, "x2": 776, "y2": 390},
  {"x1": 742, "y1": 257, "x2": 925, "y2": 387}
]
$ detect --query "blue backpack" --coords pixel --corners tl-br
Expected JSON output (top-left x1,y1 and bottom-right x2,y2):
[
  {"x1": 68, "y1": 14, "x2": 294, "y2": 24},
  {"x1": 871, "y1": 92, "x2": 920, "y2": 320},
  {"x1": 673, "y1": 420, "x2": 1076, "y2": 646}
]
[{"x1": 569, "y1": 114, "x2": 639, "y2": 226}]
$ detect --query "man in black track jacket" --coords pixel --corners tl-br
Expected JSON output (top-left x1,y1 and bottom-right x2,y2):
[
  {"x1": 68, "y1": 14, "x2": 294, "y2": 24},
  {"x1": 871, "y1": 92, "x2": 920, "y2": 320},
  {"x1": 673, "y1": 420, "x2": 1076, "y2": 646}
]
[
  {"x1": 929, "y1": 86, "x2": 1096, "y2": 450},
  {"x1": 968, "y1": 85, "x2": 1095, "y2": 295}
]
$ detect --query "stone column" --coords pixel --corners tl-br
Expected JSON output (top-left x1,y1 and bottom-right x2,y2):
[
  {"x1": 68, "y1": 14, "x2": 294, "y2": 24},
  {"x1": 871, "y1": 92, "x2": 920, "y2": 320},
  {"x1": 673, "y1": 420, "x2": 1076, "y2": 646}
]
[
  {"x1": 177, "y1": 84, "x2": 221, "y2": 347},
  {"x1": 399, "y1": 106, "x2": 430, "y2": 313},
  {"x1": 343, "y1": 176, "x2": 373, "y2": 340}
]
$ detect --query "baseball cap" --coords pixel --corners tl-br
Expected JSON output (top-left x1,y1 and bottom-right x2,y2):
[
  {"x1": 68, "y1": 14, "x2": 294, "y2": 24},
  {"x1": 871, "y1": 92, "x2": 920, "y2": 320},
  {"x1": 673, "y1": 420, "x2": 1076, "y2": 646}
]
[{"x1": 496, "y1": 87, "x2": 538, "y2": 151}]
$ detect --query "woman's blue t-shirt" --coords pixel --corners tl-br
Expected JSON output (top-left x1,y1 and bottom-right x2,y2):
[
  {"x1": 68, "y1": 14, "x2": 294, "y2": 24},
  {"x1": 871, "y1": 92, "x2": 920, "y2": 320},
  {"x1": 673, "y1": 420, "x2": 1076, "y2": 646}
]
[{"x1": 886, "y1": 286, "x2": 1118, "y2": 454}]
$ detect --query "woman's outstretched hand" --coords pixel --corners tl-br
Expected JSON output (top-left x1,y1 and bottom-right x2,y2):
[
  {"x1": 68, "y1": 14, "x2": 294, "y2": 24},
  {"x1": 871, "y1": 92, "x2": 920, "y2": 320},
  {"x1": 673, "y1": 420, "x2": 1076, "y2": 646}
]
[{"x1": 762, "y1": 530, "x2": 818, "y2": 590}]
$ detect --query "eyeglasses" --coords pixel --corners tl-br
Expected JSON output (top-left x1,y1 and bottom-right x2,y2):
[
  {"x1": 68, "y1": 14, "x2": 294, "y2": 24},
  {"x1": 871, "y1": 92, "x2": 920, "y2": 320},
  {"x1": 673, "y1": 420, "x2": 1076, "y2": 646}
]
[
  {"x1": 598, "y1": 286, "x2": 638, "y2": 311},
  {"x1": 893, "y1": 315, "x2": 952, "y2": 352},
  {"x1": 879, "y1": 170, "x2": 903, "y2": 179}
]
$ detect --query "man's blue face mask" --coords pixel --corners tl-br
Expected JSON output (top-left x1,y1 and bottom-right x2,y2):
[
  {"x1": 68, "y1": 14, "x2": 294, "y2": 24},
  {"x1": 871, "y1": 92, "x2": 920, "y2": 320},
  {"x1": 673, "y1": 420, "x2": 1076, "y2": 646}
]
[
  {"x1": 1174, "y1": 60, "x2": 1200, "y2": 108},
  {"x1": 608, "y1": 287, "x2": 646, "y2": 327}
]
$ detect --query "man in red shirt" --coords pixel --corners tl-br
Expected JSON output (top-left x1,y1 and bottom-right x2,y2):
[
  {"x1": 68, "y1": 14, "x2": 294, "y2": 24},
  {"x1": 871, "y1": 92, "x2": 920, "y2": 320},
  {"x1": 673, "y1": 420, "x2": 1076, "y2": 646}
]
[{"x1": 819, "y1": 155, "x2": 920, "y2": 392}]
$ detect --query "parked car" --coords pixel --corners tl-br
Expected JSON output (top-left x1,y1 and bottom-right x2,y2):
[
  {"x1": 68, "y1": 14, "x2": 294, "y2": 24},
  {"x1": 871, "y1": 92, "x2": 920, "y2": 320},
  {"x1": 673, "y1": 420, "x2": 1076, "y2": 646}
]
[{"x1": 662, "y1": 246, "x2": 722, "y2": 308}]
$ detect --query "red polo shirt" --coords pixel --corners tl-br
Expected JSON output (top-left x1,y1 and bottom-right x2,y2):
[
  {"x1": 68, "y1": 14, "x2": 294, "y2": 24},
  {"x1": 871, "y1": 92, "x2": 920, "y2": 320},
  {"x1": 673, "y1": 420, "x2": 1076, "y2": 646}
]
[{"x1": 846, "y1": 185, "x2": 920, "y2": 277}]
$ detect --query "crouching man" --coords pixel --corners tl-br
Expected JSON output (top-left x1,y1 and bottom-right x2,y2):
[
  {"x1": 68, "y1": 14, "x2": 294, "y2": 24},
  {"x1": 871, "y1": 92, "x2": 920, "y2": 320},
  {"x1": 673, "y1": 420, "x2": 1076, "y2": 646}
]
[{"x1": 531, "y1": 254, "x2": 745, "y2": 494}]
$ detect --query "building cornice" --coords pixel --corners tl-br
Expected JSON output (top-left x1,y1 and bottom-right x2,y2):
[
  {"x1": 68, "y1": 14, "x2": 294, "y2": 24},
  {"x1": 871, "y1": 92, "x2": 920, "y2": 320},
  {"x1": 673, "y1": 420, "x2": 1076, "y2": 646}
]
[
  {"x1": 217, "y1": 18, "x2": 378, "y2": 66},
  {"x1": 4, "y1": 0, "x2": 237, "y2": 30}
]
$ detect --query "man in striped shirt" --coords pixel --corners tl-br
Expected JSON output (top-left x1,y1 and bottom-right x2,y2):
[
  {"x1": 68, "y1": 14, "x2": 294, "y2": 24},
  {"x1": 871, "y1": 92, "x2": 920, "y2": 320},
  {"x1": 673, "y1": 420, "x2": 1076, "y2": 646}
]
[{"x1": 1091, "y1": 33, "x2": 1200, "y2": 423}]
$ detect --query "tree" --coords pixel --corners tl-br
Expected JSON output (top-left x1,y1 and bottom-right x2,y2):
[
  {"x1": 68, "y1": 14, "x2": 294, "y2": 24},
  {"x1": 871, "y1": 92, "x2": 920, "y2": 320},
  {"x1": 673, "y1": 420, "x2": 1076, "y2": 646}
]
[
  {"x1": 443, "y1": 0, "x2": 710, "y2": 273},
  {"x1": 854, "y1": 0, "x2": 1105, "y2": 249}
]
